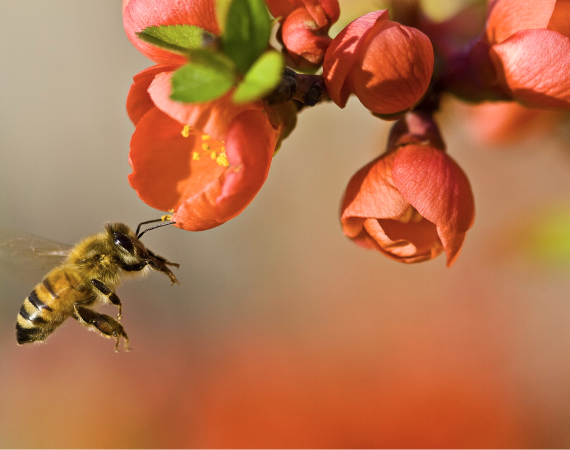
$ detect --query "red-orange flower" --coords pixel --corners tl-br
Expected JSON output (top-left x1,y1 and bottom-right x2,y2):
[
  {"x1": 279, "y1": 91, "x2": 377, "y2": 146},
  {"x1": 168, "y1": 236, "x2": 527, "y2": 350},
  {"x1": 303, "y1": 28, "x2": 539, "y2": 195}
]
[
  {"x1": 124, "y1": 0, "x2": 280, "y2": 231},
  {"x1": 267, "y1": 0, "x2": 340, "y2": 70},
  {"x1": 341, "y1": 112, "x2": 475, "y2": 266},
  {"x1": 486, "y1": 0, "x2": 570, "y2": 109},
  {"x1": 127, "y1": 67, "x2": 278, "y2": 231},
  {"x1": 323, "y1": 10, "x2": 434, "y2": 119},
  {"x1": 123, "y1": 0, "x2": 220, "y2": 65},
  {"x1": 448, "y1": 0, "x2": 570, "y2": 108}
]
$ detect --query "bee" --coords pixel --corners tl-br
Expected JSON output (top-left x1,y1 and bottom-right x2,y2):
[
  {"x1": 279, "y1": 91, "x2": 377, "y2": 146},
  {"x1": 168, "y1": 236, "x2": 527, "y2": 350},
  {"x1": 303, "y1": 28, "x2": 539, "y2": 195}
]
[{"x1": 4, "y1": 218, "x2": 179, "y2": 352}]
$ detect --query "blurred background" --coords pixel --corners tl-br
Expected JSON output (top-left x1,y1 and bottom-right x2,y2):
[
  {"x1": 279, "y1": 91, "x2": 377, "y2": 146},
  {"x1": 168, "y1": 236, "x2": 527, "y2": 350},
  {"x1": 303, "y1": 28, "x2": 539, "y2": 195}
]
[{"x1": 2, "y1": 0, "x2": 570, "y2": 447}]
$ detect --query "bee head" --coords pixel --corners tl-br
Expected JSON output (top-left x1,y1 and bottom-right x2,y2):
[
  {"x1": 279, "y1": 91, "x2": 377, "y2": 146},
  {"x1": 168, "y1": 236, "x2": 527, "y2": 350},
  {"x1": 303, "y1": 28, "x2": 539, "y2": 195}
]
[{"x1": 104, "y1": 222, "x2": 148, "y2": 263}]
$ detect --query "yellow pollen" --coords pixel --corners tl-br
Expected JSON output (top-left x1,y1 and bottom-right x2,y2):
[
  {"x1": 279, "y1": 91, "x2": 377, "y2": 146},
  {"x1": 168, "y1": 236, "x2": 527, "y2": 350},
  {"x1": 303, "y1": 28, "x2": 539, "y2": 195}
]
[
  {"x1": 161, "y1": 214, "x2": 173, "y2": 221},
  {"x1": 192, "y1": 151, "x2": 201, "y2": 161},
  {"x1": 202, "y1": 134, "x2": 212, "y2": 141},
  {"x1": 181, "y1": 125, "x2": 192, "y2": 138},
  {"x1": 202, "y1": 143, "x2": 211, "y2": 151},
  {"x1": 216, "y1": 152, "x2": 229, "y2": 167},
  {"x1": 210, "y1": 151, "x2": 217, "y2": 160}
]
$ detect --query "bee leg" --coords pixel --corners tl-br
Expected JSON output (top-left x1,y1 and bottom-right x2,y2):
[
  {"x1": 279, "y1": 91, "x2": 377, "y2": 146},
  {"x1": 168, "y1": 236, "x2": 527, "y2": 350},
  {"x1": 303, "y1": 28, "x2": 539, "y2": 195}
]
[
  {"x1": 146, "y1": 249, "x2": 180, "y2": 285},
  {"x1": 74, "y1": 305, "x2": 130, "y2": 352},
  {"x1": 91, "y1": 279, "x2": 123, "y2": 320}
]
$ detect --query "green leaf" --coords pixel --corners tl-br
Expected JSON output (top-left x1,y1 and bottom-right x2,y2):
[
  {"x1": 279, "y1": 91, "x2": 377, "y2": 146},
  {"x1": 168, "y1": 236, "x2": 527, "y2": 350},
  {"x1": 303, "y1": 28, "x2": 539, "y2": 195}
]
[
  {"x1": 233, "y1": 51, "x2": 284, "y2": 103},
  {"x1": 216, "y1": 0, "x2": 232, "y2": 33},
  {"x1": 222, "y1": 0, "x2": 271, "y2": 73},
  {"x1": 136, "y1": 25, "x2": 214, "y2": 55},
  {"x1": 170, "y1": 50, "x2": 236, "y2": 103}
]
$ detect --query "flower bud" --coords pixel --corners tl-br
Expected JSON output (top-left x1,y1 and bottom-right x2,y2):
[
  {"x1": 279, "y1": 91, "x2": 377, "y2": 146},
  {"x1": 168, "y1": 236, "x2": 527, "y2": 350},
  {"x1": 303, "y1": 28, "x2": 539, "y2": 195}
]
[
  {"x1": 484, "y1": 0, "x2": 570, "y2": 109},
  {"x1": 323, "y1": 10, "x2": 434, "y2": 119},
  {"x1": 280, "y1": 7, "x2": 333, "y2": 70},
  {"x1": 341, "y1": 112, "x2": 474, "y2": 266}
]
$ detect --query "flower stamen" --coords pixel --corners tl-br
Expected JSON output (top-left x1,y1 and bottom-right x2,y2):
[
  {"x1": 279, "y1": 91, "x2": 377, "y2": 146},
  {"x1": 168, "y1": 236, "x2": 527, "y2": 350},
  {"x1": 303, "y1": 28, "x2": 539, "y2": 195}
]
[{"x1": 181, "y1": 125, "x2": 193, "y2": 138}]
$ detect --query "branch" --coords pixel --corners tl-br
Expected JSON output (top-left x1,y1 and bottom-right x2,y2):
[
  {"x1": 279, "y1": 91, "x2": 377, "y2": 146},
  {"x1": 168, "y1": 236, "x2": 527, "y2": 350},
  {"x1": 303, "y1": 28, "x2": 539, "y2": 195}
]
[{"x1": 264, "y1": 68, "x2": 330, "y2": 106}]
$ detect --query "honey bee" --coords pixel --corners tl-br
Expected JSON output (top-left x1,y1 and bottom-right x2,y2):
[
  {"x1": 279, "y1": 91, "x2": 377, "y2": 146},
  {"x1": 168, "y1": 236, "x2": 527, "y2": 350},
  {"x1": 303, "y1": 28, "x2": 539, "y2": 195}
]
[{"x1": 4, "y1": 219, "x2": 179, "y2": 352}]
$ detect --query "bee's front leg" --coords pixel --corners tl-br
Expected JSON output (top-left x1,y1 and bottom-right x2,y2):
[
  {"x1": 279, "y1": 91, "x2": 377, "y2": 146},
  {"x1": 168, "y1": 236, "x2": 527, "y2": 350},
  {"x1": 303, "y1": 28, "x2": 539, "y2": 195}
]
[
  {"x1": 91, "y1": 279, "x2": 123, "y2": 320},
  {"x1": 146, "y1": 249, "x2": 180, "y2": 285},
  {"x1": 73, "y1": 304, "x2": 130, "y2": 352}
]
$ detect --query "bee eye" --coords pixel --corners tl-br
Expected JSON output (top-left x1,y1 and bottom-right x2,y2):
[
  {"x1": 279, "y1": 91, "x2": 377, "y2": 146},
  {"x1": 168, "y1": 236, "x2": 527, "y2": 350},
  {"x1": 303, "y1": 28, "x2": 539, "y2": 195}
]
[{"x1": 113, "y1": 233, "x2": 135, "y2": 254}]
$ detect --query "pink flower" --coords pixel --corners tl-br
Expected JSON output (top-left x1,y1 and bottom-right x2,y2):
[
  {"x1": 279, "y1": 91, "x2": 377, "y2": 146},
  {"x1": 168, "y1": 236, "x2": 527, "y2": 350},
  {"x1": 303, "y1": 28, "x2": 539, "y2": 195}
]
[
  {"x1": 341, "y1": 112, "x2": 475, "y2": 266},
  {"x1": 323, "y1": 10, "x2": 434, "y2": 119}
]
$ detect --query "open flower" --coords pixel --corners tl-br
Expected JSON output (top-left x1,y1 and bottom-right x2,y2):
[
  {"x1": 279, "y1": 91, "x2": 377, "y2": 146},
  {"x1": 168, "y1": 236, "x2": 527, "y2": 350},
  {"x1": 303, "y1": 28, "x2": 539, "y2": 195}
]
[
  {"x1": 124, "y1": 0, "x2": 280, "y2": 231},
  {"x1": 323, "y1": 10, "x2": 434, "y2": 119},
  {"x1": 341, "y1": 112, "x2": 474, "y2": 266},
  {"x1": 127, "y1": 67, "x2": 278, "y2": 231}
]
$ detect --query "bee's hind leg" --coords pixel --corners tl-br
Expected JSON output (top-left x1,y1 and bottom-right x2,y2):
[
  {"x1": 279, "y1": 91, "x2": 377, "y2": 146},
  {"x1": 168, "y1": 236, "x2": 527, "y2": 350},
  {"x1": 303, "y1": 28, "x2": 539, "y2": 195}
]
[
  {"x1": 73, "y1": 304, "x2": 130, "y2": 352},
  {"x1": 91, "y1": 279, "x2": 123, "y2": 320}
]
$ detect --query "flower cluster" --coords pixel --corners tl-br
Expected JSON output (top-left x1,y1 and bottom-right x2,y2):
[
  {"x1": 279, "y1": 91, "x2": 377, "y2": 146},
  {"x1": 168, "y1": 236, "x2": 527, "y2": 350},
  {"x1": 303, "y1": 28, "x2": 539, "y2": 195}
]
[{"x1": 122, "y1": 0, "x2": 570, "y2": 267}]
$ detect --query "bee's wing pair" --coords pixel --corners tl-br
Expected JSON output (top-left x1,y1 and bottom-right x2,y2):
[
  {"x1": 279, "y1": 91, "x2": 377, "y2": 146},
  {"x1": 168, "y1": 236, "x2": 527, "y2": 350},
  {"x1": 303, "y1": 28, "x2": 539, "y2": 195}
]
[{"x1": 0, "y1": 229, "x2": 72, "y2": 281}]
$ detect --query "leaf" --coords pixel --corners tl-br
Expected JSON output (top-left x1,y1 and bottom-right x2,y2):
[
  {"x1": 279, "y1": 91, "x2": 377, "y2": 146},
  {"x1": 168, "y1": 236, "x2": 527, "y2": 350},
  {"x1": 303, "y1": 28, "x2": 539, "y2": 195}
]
[
  {"x1": 216, "y1": 0, "x2": 232, "y2": 33},
  {"x1": 233, "y1": 51, "x2": 284, "y2": 103},
  {"x1": 136, "y1": 25, "x2": 214, "y2": 55},
  {"x1": 170, "y1": 50, "x2": 236, "y2": 103},
  {"x1": 222, "y1": 0, "x2": 271, "y2": 73}
]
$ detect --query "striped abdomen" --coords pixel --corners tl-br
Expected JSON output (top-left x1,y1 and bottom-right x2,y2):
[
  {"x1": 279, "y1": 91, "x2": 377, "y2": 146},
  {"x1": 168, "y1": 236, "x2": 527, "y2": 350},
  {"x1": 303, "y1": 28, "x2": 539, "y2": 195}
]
[{"x1": 16, "y1": 267, "x2": 79, "y2": 345}]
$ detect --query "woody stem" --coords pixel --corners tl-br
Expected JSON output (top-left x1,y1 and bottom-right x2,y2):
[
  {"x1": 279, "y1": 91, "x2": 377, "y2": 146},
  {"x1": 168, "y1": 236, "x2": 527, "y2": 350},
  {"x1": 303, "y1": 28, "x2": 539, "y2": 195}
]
[{"x1": 264, "y1": 68, "x2": 330, "y2": 106}]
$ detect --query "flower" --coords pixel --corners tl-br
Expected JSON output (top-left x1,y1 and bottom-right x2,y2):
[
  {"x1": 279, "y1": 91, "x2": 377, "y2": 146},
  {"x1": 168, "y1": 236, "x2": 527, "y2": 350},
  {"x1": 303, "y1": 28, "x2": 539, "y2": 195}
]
[
  {"x1": 267, "y1": 0, "x2": 340, "y2": 70},
  {"x1": 485, "y1": 0, "x2": 570, "y2": 109},
  {"x1": 341, "y1": 112, "x2": 475, "y2": 266},
  {"x1": 323, "y1": 10, "x2": 434, "y2": 119},
  {"x1": 123, "y1": 0, "x2": 220, "y2": 65},
  {"x1": 124, "y1": 0, "x2": 281, "y2": 231},
  {"x1": 127, "y1": 67, "x2": 279, "y2": 231},
  {"x1": 447, "y1": 0, "x2": 570, "y2": 108}
]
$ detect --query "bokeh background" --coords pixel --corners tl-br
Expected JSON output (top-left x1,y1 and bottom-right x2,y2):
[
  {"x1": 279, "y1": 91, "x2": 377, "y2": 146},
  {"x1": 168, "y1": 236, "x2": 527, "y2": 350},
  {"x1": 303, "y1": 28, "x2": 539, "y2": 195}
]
[{"x1": 2, "y1": 0, "x2": 570, "y2": 447}]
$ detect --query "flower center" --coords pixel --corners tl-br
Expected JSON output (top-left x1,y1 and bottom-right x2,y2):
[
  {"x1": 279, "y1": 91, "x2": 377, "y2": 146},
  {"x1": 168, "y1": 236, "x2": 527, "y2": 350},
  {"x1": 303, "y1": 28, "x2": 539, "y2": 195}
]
[
  {"x1": 399, "y1": 206, "x2": 423, "y2": 224},
  {"x1": 181, "y1": 125, "x2": 229, "y2": 168}
]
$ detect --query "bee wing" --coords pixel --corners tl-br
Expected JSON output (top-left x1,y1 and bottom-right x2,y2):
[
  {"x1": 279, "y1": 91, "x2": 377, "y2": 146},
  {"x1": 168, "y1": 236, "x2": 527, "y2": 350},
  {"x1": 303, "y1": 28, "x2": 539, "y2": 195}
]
[{"x1": 0, "y1": 229, "x2": 72, "y2": 281}]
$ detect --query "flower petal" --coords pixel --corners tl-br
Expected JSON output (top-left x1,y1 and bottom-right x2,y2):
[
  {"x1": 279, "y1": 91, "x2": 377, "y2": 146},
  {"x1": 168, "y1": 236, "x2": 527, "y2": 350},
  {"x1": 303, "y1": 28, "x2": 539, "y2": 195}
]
[
  {"x1": 486, "y1": 0, "x2": 556, "y2": 44},
  {"x1": 548, "y1": 0, "x2": 570, "y2": 38},
  {"x1": 364, "y1": 218, "x2": 444, "y2": 264},
  {"x1": 128, "y1": 107, "x2": 210, "y2": 212},
  {"x1": 281, "y1": 7, "x2": 332, "y2": 68},
  {"x1": 123, "y1": 0, "x2": 220, "y2": 64},
  {"x1": 392, "y1": 145, "x2": 475, "y2": 266},
  {"x1": 349, "y1": 20, "x2": 434, "y2": 116},
  {"x1": 126, "y1": 64, "x2": 178, "y2": 126},
  {"x1": 341, "y1": 153, "x2": 410, "y2": 237},
  {"x1": 323, "y1": 10, "x2": 390, "y2": 108},
  {"x1": 148, "y1": 71, "x2": 259, "y2": 140},
  {"x1": 490, "y1": 29, "x2": 570, "y2": 109},
  {"x1": 215, "y1": 110, "x2": 278, "y2": 222},
  {"x1": 266, "y1": 0, "x2": 339, "y2": 27}
]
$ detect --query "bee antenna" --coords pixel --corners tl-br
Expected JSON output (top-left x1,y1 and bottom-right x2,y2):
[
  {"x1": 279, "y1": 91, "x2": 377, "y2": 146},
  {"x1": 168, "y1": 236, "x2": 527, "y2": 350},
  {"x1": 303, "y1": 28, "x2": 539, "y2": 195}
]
[
  {"x1": 136, "y1": 220, "x2": 176, "y2": 239},
  {"x1": 135, "y1": 215, "x2": 175, "y2": 237}
]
